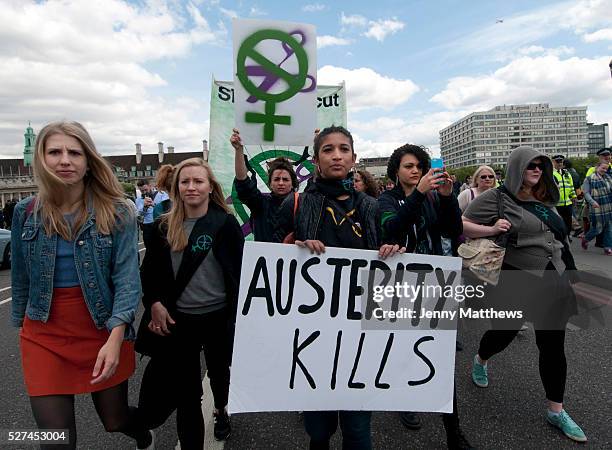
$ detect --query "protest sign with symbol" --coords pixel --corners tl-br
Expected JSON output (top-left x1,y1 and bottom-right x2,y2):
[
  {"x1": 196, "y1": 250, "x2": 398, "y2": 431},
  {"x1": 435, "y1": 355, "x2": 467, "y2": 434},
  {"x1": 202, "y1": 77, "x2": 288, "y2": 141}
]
[{"x1": 233, "y1": 19, "x2": 317, "y2": 146}]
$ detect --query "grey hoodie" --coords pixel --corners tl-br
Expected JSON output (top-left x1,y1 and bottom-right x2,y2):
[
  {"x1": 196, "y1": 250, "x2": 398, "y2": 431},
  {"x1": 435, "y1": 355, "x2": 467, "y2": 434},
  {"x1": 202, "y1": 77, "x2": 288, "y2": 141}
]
[
  {"x1": 503, "y1": 146, "x2": 559, "y2": 206},
  {"x1": 464, "y1": 146, "x2": 566, "y2": 275}
]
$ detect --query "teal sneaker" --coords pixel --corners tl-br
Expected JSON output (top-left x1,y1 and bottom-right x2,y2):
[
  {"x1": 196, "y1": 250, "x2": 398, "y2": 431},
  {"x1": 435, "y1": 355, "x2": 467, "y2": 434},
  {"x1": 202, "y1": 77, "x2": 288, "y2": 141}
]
[
  {"x1": 547, "y1": 410, "x2": 587, "y2": 442},
  {"x1": 471, "y1": 355, "x2": 488, "y2": 388}
]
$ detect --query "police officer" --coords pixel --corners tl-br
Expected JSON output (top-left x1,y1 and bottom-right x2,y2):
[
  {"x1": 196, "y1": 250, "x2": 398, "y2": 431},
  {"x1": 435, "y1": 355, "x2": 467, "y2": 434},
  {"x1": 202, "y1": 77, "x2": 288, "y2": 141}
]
[
  {"x1": 552, "y1": 154, "x2": 576, "y2": 236},
  {"x1": 585, "y1": 148, "x2": 611, "y2": 178}
]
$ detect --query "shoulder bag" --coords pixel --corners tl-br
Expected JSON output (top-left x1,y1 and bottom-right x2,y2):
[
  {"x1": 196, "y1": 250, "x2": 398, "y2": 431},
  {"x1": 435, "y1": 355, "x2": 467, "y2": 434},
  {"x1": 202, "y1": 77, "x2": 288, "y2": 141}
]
[{"x1": 457, "y1": 188, "x2": 508, "y2": 286}]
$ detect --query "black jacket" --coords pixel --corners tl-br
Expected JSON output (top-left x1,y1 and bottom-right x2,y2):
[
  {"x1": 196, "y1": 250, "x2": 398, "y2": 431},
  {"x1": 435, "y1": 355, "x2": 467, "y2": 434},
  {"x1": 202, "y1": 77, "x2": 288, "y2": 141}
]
[
  {"x1": 378, "y1": 186, "x2": 462, "y2": 256},
  {"x1": 234, "y1": 176, "x2": 288, "y2": 242},
  {"x1": 135, "y1": 206, "x2": 244, "y2": 355},
  {"x1": 272, "y1": 181, "x2": 380, "y2": 250}
]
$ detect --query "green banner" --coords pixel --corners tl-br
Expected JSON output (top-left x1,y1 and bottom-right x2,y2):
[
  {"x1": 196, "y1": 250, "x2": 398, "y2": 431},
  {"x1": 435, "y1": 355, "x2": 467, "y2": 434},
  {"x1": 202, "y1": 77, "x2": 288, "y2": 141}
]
[{"x1": 208, "y1": 78, "x2": 346, "y2": 239}]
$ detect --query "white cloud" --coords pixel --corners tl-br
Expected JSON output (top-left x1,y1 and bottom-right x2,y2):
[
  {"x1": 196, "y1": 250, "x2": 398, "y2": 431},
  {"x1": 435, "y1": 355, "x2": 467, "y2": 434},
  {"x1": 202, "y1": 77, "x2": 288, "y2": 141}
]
[
  {"x1": 340, "y1": 13, "x2": 405, "y2": 42},
  {"x1": 302, "y1": 3, "x2": 326, "y2": 12},
  {"x1": 249, "y1": 6, "x2": 267, "y2": 17},
  {"x1": 318, "y1": 65, "x2": 419, "y2": 111},
  {"x1": 352, "y1": 110, "x2": 469, "y2": 159},
  {"x1": 431, "y1": 55, "x2": 612, "y2": 110},
  {"x1": 340, "y1": 12, "x2": 368, "y2": 27},
  {"x1": 317, "y1": 35, "x2": 352, "y2": 49},
  {"x1": 517, "y1": 45, "x2": 574, "y2": 57},
  {"x1": 447, "y1": 0, "x2": 612, "y2": 59},
  {"x1": 583, "y1": 28, "x2": 612, "y2": 42},
  {"x1": 0, "y1": 0, "x2": 220, "y2": 158},
  {"x1": 363, "y1": 18, "x2": 405, "y2": 42},
  {"x1": 0, "y1": 0, "x2": 226, "y2": 65},
  {"x1": 219, "y1": 7, "x2": 238, "y2": 19}
]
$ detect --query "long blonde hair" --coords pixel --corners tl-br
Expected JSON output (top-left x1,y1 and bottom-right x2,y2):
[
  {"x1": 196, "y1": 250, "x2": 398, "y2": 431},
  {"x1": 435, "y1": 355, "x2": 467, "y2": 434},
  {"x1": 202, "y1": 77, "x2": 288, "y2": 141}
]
[
  {"x1": 164, "y1": 158, "x2": 231, "y2": 251},
  {"x1": 33, "y1": 121, "x2": 130, "y2": 240}
]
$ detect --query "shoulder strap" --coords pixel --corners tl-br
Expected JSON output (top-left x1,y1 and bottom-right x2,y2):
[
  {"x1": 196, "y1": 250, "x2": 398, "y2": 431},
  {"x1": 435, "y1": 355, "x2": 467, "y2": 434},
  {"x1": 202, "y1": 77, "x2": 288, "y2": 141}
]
[
  {"x1": 469, "y1": 188, "x2": 475, "y2": 200},
  {"x1": 172, "y1": 207, "x2": 228, "y2": 302}
]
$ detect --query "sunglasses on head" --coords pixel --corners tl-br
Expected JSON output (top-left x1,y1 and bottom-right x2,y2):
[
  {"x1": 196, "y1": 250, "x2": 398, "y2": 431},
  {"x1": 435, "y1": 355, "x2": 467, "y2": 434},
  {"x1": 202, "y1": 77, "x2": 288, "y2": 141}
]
[
  {"x1": 526, "y1": 162, "x2": 545, "y2": 171},
  {"x1": 600, "y1": 151, "x2": 611, "y2": 156},
  {"x1": 480, "y1": 174, "x2": 495, "y2": 180}
]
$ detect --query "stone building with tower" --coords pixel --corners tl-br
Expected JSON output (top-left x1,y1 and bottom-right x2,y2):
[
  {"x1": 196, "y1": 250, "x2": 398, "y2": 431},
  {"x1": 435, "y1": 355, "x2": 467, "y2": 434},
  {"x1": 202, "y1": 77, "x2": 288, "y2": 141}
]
[{"x1": 0, "y1": 124, "x2": 210, "y2": 207}]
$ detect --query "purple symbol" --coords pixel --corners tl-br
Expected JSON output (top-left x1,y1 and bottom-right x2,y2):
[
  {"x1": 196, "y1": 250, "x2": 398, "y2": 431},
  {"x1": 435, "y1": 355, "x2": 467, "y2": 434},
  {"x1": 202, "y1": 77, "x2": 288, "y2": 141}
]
[{"x1": 245, "y1": 29, "x2": 316, "y2": 104}]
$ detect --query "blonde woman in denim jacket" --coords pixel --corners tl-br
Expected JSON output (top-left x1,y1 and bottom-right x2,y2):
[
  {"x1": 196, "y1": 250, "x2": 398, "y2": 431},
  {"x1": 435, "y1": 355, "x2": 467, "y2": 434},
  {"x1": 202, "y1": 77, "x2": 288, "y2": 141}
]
[{"x1": 11, "y1": 121, "x2": 153, "y2": 450}]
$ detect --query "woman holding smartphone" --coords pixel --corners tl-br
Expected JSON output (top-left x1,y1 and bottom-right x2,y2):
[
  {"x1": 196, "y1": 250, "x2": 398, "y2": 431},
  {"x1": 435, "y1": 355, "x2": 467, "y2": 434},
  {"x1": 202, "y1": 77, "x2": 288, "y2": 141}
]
[{"x1": 378, "y1": 145, "x2": 472, "y2": 449}]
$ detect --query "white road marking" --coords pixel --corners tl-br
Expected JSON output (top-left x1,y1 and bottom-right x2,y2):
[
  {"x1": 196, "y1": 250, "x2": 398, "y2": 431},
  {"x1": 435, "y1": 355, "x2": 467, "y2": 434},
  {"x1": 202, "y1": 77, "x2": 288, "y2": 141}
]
[
  {"x1": 0, "y1": 297, "x2": 11, "y2": 305},
  {"x1": 0, "y1": 286, "x2": 11, "y2": 293}
]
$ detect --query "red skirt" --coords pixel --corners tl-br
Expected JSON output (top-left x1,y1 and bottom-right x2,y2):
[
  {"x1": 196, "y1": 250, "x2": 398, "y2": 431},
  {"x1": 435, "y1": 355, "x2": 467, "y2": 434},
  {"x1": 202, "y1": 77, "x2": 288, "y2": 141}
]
[{"x1": 20, "y1": 286, "x2": 135, "y2": 396}]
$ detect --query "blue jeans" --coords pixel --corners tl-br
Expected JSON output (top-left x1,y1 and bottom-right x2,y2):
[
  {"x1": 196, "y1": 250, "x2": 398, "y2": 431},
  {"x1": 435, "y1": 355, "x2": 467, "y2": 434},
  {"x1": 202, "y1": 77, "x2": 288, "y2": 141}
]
[
  {"x1": 304, "y1": 411, "x2": 372, "y2": 450},
  {"x1": 584, "y1": 219, "x2": 612, "y2": 248}
]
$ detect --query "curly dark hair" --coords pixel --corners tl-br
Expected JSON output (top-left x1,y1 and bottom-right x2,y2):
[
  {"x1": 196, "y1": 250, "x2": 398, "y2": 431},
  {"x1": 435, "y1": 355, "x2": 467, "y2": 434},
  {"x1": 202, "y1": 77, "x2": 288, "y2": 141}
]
[
  {"x1": 356, "y1": 169, "x2": 379, "y2": 198},
  {"x1": 386, "y1": 144, "x2": 431, "y2": 183},
  {"x1": 267, "y1": 157, "x2": 298, "y2": 190},
  {"x1": 313, "y1": 125, "x2": 354, "y2": 158}
]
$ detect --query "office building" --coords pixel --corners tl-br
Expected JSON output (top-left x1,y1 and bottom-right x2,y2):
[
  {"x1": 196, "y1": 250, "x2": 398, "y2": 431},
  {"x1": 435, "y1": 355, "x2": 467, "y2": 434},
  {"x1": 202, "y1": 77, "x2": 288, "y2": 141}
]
[
  {"x1": 356, "y1": 156, "x2": 389, "y2": 179},
  {"x1": 440, "y1": 104, "x2": 589, "y2": 169},
  {"x1": 587, "y1": 122, "x2": 609, "y2": 153}
]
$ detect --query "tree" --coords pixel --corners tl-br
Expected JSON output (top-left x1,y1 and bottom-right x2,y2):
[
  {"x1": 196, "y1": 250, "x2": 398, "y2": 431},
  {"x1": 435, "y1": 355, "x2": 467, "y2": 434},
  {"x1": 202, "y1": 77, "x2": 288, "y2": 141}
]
[
  {"x1": 121, "y1": 182, "x2": 135, "y2": 197},
  {"x1": 567, "y1": 156, "x2": 598, "y2": 181}
]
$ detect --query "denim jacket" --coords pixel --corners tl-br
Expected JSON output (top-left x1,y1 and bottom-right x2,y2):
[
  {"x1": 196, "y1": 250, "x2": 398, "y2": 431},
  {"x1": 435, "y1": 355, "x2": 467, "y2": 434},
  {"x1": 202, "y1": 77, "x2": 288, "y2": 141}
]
[{"x1": 10, "y1": 197, "x2": 142, "y2": 340}]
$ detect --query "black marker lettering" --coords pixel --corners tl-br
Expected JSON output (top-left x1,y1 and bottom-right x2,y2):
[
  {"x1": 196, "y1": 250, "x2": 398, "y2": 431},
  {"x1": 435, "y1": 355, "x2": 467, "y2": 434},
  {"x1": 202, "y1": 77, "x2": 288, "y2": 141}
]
[
  {"x1": 408, "y1": 336, "x2": 435, "y2": 386},
  {"x1": 290, "y1": 328, "x2": 319, "y2": 389},
  {"x1": 375, "y1": 333, "x2": 394, "y2": 389},
  {"x1": 298, "y1": 258, "x2": 325, "y2": 314},
  {"x1": 327, "y1": 258, "x2": 351, "y2": 318},
  {"x1": 348, "y1": 332, "x2": 366, "y2": 389},
  {"x1": 242, "y1": 256, "x2": 274, "y2": 316}
]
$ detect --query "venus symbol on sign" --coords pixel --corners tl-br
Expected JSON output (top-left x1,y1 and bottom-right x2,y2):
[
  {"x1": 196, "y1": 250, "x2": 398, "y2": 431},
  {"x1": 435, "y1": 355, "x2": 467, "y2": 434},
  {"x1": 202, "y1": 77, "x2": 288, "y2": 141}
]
[{"x1": 236, "y1": 29, "x2": 312, "y2": 141}]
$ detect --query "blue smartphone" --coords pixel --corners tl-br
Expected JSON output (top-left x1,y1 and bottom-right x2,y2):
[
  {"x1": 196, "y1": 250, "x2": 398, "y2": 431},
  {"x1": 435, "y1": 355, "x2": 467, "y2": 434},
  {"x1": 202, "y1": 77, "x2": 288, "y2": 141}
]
[
  {"x1": 430, "y1": 157, "x2": 445, "y2": 184},
  {"x1": 431, "y1": 157, "x2": 444, "y2": 170}
]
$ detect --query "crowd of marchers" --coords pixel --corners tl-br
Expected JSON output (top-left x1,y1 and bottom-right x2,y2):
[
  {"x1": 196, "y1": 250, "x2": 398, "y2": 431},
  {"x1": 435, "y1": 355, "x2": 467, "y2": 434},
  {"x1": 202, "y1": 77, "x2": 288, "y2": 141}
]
[{"x1": 10, "y1": 120, "x2": 611, "y2": 449}]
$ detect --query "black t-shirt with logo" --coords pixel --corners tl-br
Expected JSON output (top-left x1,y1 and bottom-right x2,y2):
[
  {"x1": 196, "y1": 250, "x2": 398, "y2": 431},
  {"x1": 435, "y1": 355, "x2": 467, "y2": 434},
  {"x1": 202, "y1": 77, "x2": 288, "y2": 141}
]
[{"x1": 316, "y1": 196, "x2": 365, "y2": 250}]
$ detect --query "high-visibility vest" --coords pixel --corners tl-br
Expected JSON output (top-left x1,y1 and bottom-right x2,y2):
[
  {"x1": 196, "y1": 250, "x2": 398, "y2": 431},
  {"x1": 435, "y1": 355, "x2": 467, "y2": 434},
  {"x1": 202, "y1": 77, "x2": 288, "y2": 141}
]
[{"x1": 553, "y1": 169, "x2": 576, "y2": 206}]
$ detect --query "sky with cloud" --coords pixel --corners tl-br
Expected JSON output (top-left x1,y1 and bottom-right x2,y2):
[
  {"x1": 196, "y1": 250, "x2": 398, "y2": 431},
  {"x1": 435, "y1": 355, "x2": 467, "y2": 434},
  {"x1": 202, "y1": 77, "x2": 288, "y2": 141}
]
[{"x1": 0, "y1": 0, "x2": 611, "y2": 159}]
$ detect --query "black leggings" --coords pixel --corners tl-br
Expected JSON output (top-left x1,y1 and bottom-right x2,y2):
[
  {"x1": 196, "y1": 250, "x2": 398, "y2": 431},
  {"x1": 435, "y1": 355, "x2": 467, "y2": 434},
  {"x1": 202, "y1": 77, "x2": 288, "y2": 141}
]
[
  {"x1": 555, "y1": 205, "x2": 573, "y2": 235},
  {"x1": 478, "y1": 329, "x2": 567, "y2": 403},
  {"x1": 137, "y1": 308, "x2": 231, "y2": 450},
  {"x1": 29, "y1": 381, "x2": 149, "y2": 450}
]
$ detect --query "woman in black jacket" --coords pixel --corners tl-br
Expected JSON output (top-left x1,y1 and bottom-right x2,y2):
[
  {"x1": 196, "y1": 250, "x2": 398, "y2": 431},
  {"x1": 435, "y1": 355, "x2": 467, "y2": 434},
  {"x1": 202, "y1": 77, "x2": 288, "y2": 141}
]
[
  {"x1": 274, "y1": 126, "x2": 401, "y2": 450},
  {"x1": 135, "y1": 158, "x2": 244, "y2": 449},
  {"x1": 379, "y1": 144, "x2": 472, "y2": 450},
  {"x1": 231, "y1": 128, "x2": 299, "y2": 242}
]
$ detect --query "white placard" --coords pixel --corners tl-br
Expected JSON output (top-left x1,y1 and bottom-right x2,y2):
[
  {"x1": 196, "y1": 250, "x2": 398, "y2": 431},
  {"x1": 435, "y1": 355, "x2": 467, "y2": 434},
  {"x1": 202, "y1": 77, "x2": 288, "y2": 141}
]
[
  {"x1": 229, "y1": 242, "x2": 461, "y2": 413},
  {"x1": 233, "y1": 19, "x2": 317, "y2": 146}
]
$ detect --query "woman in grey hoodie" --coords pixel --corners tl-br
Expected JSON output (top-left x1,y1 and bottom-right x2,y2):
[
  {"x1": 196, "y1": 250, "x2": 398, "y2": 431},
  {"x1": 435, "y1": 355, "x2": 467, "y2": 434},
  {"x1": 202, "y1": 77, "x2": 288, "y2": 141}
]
[{"x1": 461, "y1": 146, "x2": 586, "y2": 443}]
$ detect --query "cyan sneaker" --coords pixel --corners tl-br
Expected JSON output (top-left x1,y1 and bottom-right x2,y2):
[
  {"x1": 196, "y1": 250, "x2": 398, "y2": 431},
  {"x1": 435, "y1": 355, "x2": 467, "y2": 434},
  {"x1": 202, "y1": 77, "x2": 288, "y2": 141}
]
[
  {"x1": 547, "y1": 410, "x2": 587, "y2": 442},
  {"x1": 471, "y1": 355, "x2": 488, "y2": 388}
]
